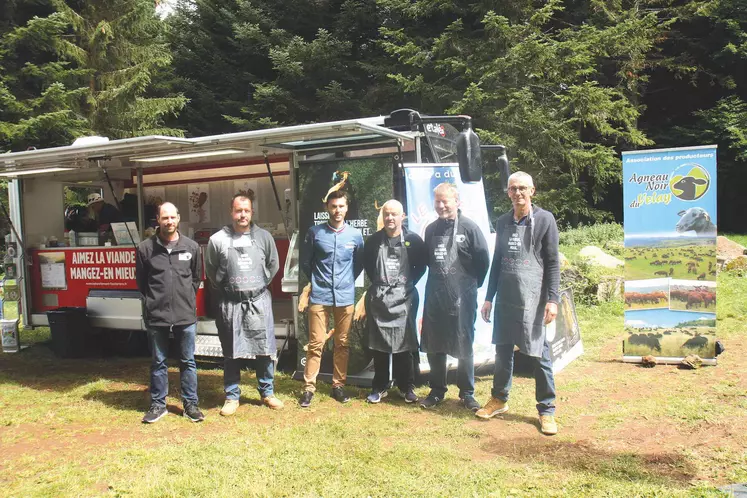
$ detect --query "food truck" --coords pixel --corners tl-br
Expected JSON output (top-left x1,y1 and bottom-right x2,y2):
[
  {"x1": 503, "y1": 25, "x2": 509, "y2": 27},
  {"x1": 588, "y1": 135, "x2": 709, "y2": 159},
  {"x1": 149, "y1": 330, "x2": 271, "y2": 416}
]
[{"x1": 0, "y1": 110, "x2": 502, "y2": 373}]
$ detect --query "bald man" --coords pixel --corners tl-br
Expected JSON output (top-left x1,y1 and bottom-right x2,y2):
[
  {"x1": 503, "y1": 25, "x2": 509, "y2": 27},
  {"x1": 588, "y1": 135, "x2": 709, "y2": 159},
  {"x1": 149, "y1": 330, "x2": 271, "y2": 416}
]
[
  {"x1": 362, "y1": 200, "x2": 427, "y2": 403},
  {"x1": 136, "y1": 202, "x2": 204, "y2": 423}
]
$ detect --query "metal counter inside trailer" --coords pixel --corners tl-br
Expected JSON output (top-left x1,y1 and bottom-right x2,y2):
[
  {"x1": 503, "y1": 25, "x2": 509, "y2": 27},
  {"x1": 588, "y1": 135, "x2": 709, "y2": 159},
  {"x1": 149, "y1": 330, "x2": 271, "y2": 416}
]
[{"x1": 0, "y1": 110, "x2": 498, "y2": 367}]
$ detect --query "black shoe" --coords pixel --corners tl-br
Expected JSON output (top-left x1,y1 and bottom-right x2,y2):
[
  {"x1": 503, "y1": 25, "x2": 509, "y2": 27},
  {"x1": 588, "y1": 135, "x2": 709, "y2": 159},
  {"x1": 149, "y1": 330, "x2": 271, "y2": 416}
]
[
  {"x1": 419, "y1": 394, "x2": 442, "y2": 409},
  {"x1": 461, "y1": 395, "x2": 481, "y2": 412},
  {"x1": 401, "y1": 390, "x2": 419, "y2": 404},
  {"x1": 299, "y1": 391, "x2": 314, "y2": 408},
  {"x1": 330, "y1": 386, "x2": 350, "y2": 404},
  {"x1": 183, "y1": 403, "x2": 205, "y2": 422},
  {"x1": 142, "y1": 404, "x2": 167, "y2": 424}
]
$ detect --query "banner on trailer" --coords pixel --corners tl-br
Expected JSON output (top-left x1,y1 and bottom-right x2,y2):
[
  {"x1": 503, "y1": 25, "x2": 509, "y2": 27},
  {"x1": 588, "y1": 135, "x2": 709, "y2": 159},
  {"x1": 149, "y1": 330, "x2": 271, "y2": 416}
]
[
  {"x1": 403, "y1": 163, "x2": 496, "y2": 372},
  {"x1": 295, "y1": 157, "x2": 393, "y2": 385},
  {"x1": 622, "y1": 146, "x2": 718, "y2": 361}
]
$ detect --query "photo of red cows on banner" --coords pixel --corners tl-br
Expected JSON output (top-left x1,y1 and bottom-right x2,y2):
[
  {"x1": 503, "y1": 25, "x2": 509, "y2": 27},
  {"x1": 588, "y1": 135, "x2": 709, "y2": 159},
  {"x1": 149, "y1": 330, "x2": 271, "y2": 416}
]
[
  {"x1": 669, "y1": 279, "x2": 716, "y2": 313},
  {"x1": 624, "y1": 279, "x2": 669, "y2": 311},
  {"x1": 622, "y1": 145, "x2": 718, "y2": 363}
]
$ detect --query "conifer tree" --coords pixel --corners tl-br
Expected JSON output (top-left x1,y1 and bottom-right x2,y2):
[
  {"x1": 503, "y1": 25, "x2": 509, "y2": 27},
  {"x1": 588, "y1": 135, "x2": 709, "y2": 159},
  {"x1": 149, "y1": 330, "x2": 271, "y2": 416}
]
[
  {"x1": 379, "y1": 0, "x2": 664, "y2": 224},
  {"x1": 0, "y1": 0, "x2": 90, "y2": 152},
  {"x1": 47, "y1": 0, "x2": 186, "y2": 138}
]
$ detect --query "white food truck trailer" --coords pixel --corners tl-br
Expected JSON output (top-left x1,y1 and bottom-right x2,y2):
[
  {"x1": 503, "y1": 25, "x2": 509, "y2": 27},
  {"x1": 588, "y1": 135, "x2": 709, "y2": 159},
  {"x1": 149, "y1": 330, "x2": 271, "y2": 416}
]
[{"x1": 1, "y1": 110, "x2": 499, "y2": 366}]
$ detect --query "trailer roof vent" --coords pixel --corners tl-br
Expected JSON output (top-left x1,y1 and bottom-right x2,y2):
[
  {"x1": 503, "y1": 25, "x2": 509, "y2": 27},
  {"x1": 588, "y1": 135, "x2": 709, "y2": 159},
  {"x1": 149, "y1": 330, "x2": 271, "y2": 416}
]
[{"x1": 71, "y1": 136, "x2": 110, "y2": 147}]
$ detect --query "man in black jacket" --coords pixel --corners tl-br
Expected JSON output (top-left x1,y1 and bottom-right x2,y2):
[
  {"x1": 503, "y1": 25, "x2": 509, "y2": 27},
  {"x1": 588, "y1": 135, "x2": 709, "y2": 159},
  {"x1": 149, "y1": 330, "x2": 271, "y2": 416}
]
[
  {"x1": 136, "y1": 202, "x2": 204, "y2": 423},
  {"x1": 420, "y1": 183, "x2": 490, "y2": 411}
]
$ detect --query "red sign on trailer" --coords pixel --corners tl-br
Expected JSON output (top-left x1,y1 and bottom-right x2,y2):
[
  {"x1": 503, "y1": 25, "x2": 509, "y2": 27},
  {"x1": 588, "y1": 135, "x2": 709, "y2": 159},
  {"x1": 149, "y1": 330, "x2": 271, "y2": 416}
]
[{"x1": 29, "y1": 248, "x2": 140, "y2": 312}]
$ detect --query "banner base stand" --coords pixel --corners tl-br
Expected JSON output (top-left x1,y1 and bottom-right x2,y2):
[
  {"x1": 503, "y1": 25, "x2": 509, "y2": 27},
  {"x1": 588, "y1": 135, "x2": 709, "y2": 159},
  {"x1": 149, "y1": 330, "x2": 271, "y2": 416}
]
[{"x1": 622, "y1": 355, "x2": 717, "y2": 366}]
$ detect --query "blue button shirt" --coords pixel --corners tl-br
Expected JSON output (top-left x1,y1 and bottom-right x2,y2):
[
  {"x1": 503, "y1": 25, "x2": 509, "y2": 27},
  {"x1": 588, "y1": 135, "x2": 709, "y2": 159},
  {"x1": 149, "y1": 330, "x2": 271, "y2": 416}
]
[{"x1": 301, "y1": 223, "x2": 364, "y2": 307}]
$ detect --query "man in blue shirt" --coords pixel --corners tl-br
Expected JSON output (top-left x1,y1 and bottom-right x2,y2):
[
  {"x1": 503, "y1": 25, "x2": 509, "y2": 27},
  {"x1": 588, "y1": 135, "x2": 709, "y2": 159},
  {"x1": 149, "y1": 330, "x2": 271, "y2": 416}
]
[{"x1": 299, "y1": 190, "x2": 364, "y2": 407}]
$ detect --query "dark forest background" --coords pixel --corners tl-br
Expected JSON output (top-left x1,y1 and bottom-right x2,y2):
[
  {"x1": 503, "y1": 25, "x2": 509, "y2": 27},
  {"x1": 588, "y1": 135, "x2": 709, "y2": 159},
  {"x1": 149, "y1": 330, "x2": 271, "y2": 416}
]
[{"x1": 2, "y1": 0, "x2": 745, "y2": 232}]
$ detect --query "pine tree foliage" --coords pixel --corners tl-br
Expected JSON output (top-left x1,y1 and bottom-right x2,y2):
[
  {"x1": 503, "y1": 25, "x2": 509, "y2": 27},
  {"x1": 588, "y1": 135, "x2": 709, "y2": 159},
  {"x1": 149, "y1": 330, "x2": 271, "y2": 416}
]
[
  {"x1": 379, "y1": 0, "x2": 665, "y2": 224},
  {"x1": 642, "y1": 0, "x2": 747, "y2": 232},
  {"x1": 0, "y1": 1, "x2": 90, "y2": 152},
  {"x1": 46, "y1": 0, "x2": 186, "y2": 138},
  {"x1": 168, "y1": 0, "x2": 398, "y2": 136}
]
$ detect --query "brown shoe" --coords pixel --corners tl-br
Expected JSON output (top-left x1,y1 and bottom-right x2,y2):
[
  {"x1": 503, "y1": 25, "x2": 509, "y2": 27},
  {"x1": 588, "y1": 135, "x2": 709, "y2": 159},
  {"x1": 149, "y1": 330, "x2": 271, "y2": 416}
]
[
  {"x1": 539, "y1": 414, "x2": 558, "y2": 435},
  {"x1": 475, "y1": 398, "x2": 508, "y2": 420},
  {"x1": 262, "y1": 396, "x2": 284, "y2": 410},
  {"x1": 220, "y1": 399, "x2": 239, "y2": 416}
]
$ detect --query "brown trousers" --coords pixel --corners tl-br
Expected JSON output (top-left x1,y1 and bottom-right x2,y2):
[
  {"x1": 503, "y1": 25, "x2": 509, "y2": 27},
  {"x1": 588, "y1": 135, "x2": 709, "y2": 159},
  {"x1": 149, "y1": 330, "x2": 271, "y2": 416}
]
[{"x1": 303, "y1": 304, "x2": 354, "y2": 392}]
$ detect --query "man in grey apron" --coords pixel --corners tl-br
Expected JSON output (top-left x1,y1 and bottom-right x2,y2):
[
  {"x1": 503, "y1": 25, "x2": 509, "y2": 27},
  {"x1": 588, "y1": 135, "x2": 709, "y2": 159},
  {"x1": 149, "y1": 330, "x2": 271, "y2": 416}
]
[
  {"x1": 205, "y1": 193, "x2": 283, "y2": 414},
  {"x1": 362, "y1": 200, "x2": 426, "y2": 404},
  {"x1": 476, "y1": 171, "x2": 561, "y2": 435},
  {"x1": 420, "y1": 183, "x2": 490, "y2": 410}
]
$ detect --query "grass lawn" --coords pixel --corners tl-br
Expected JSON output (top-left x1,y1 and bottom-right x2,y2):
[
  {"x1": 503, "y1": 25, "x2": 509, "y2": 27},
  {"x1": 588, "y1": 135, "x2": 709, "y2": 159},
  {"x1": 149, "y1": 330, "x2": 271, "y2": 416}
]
[{"x1": 1, "y1": 250, "x2": 745, "y2": 496}]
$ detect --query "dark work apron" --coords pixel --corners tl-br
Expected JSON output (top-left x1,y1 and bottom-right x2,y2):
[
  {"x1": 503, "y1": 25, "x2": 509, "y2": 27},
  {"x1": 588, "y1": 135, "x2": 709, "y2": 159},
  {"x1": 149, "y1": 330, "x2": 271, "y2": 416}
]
[
  {"x1": 366, "y1": 233, "x2": 419, "y2": 353},
  {"x1": 493, "y1": 208, "x2": 546, "y2": 357},
  {"x1": 421, "y1": 215, "x2": 477, "y2": 359},
  {"x1": 216, "y1": 230, "x2": 276, "y2": 359}
]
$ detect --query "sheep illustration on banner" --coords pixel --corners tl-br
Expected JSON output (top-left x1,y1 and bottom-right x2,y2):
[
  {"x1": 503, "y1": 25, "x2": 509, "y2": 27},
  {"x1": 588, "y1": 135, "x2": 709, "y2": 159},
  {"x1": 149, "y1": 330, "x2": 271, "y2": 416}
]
[{"x1": 621, "y1": 145, "x2": 719, "y2": 365}]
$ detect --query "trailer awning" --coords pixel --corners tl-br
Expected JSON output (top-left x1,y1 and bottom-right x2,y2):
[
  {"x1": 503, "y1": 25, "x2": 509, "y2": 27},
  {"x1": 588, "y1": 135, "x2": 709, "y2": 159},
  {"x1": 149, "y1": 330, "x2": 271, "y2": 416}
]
[{"x1": 0, "y1": 117, "x2": 413, "y2": 178}]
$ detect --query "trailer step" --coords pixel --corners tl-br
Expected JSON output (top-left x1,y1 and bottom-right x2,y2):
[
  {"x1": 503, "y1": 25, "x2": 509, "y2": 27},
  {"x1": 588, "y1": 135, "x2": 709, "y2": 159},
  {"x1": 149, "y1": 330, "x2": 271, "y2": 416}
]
[{"x1": 194, "y1": 334, "x2": 224, "y2": 357}]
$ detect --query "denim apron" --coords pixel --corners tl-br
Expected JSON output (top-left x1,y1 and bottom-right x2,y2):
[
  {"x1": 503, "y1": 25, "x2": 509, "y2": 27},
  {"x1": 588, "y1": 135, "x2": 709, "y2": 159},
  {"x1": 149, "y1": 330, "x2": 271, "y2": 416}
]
[
  {"x1": 493, "y1": 209, "x2": 546, "y2": 358},
  {"x1": 216, "y1": 228, "x2": 276, "y2": 359},
  {"x1": 421, "y1": 215, "x2": 478, "y2": 359},
  {"x1": 366, "y1": 232, "x2": 419, "y2": 353}
]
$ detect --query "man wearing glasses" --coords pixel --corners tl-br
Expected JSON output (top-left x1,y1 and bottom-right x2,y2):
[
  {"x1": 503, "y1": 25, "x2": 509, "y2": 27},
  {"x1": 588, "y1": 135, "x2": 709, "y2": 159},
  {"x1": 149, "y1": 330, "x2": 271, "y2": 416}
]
[{"x1": 476, "y1": 171, "x2": 561, "y2": 435}]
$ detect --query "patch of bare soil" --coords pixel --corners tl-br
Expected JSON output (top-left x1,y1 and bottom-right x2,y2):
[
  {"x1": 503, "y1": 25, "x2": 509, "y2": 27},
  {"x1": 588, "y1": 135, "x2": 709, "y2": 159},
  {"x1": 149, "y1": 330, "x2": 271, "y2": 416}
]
[{"x1": 465, "y1": 334, "x2": 747, "y2": 486}]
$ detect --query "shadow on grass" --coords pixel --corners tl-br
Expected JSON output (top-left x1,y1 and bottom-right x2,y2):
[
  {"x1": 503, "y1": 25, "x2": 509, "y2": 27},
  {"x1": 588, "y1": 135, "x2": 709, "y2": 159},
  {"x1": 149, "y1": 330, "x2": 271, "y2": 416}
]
[
  {"x1": 479, "y1": 434, "x2": 697, "y2": 486},
  {"x1": 0, "y1": 343, "x2": 322, "y2": 411}
]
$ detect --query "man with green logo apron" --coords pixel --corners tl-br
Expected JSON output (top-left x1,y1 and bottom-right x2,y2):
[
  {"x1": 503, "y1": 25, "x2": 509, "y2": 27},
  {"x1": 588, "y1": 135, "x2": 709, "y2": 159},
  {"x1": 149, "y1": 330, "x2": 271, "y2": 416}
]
[
  {"x1": 362, "y1": 200, "x2": 426, "y2": 404},
  {"x1": 476, "y1": 171, "x2": 561, "y2": 435},
  {"x1": 420, "y1": 183, "x2": 490, "y2": 411},
  {"x1": 205, "y1": 193, "x2": 283, "y2": 414}
]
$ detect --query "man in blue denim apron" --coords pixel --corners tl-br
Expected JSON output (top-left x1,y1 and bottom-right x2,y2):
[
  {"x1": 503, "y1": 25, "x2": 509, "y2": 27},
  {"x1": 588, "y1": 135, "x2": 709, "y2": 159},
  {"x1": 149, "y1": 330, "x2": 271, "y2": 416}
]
[
  {"x1": 205, "y1": 193, "x2": 282, "y2": 414},
  {"x1": 476, "y1": 172, "x2": 561, "y2": 435}
]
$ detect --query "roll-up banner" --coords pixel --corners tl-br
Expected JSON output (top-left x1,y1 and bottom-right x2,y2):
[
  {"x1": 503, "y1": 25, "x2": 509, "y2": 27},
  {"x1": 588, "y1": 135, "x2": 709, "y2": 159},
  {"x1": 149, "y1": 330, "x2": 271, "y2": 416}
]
[
  {"x1": 622, "y1": 146, "x2": 718, "y2": 364},
  {"x1": 295, "y1": 157, "x2": 393, "y2": 385}
]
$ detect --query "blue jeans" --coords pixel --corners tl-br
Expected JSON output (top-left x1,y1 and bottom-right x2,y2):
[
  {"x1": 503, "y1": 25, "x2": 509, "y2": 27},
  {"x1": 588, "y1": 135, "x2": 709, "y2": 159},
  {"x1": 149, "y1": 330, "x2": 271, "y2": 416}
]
[
  {"x1": 224, "y1": 356, "x2": 275, "y2": 400},
  {"x1": 148, "y1": 323, "x2": 198, "y2": 408},
  {"x1": 492, "y1": 341, "x2": 556, "y2": 415},
  {"x1": 427, "y1": 353, "x2": 475, "y2": 399}
]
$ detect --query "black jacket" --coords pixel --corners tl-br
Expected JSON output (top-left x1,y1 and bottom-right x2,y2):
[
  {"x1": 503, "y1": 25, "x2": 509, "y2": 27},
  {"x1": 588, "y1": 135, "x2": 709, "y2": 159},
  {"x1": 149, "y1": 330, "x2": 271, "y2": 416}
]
[{"x1": 136, "y1": 232, "x2": 201, "y2": 328}]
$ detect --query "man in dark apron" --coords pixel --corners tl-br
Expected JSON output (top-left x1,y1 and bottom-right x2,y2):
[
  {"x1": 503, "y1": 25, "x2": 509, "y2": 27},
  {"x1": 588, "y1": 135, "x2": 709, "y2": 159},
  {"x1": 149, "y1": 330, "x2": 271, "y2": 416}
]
[
  {"x1": 362, "y1": 200, "x2": 426, "y2": 404},
  {"x1": 476, "y1": 171, "x2": 561, "y2": 435},
  {"x1": 205, "y1": 193, "x2": 283, "y2": 414},
  {"x1": 420, "y1": 183, "x2": 490, "y2": 410}
]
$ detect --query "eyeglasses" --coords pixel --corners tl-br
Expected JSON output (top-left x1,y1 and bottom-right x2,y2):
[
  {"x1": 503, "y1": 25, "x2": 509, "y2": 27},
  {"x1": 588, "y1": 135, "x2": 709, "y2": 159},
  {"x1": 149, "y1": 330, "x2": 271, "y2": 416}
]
[{"x1": 508, "y1": 185, "x2": 530, "y2": 193}]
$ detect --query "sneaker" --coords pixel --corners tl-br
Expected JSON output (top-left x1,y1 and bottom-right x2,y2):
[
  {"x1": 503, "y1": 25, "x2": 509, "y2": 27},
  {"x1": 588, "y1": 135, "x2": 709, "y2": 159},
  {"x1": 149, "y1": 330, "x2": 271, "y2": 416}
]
[
  {"x1": 330, "y1": 386, "x2": 350, "y2": 404},
  {"x1": 419, "y1": 394, "x2": 442, "y2": 409},
  {"x1": 262, "y1": 396, "x2": 284, "y2": 410},
  {"x1": 299, "y1": 391, "x2": 314, "y2": 408},
  {"x1": 461, "y1": 395, "x2": 481, "y2": 412},
  {"x1": 539, "y1": 414, "x2": 558, "y2": 435},
  {"x1": 142, "y1": 404, "x2": 167, "y2": 424},
  {"x1": 475, "y1": 397, "x2": 509, "y2": 420},
  {"x1": 366, "y1": 390, "x2": 388, "y2": 404},
  {"x1": 220, "y1": 399, "x2": 239, "y2": 416},
  {"x1": 401, "y1": 390, "x2": 419, "y2": 404},
  {"x1": 183, "y1": 404, "x2": 205, "y2": 422}
]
